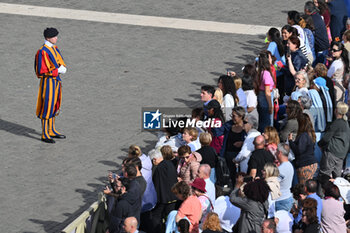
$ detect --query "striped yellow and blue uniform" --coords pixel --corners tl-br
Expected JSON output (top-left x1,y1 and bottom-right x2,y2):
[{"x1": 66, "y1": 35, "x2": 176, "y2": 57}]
[{"x1": 34, "y1": 44, "x2": 66, "y2": 139}]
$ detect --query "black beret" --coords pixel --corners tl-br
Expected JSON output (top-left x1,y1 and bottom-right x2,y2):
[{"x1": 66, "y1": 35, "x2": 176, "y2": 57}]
[{"x1": 43, "y1": 27, "x2": 59, "y2": 38}]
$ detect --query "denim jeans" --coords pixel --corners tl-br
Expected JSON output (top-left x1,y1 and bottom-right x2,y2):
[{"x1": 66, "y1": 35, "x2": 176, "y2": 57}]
[
  {"x1": 275, "y1": 196, "x2": 294, "y2": 212},
  {"x1": 258, "y1": 91, "x2": 274, "y2": 133}
]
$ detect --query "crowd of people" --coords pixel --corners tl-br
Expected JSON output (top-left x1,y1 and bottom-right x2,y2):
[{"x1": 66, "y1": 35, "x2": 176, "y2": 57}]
[{"x1": 100, "y1": 1, "x2": 350, "y2": 233}]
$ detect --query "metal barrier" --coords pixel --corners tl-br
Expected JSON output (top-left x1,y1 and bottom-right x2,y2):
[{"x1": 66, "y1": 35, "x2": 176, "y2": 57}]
[{"x1": 62, "y1": 192, "x2": 107, "y2": 233}]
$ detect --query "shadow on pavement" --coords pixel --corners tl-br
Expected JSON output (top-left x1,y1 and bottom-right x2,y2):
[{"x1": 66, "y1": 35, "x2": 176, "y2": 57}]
[
  {"x1": 191, "y1": 81, "x2": 214, "y2": 87},
  {"x1": 209, "y1": 71, "x2": 225, "y2": 77},
  {"x1": 173, "y1": 98, "x2": 201, "y2": 108},
  {"x1": 29, "y1": 175, "x2": 116, "y2": 232},
  {"x1": 27, "y1": 125, "x2": 162, "y2": 232},
  {"x1": 0, "y1": 118, "x2": 41, "y2": 141}
]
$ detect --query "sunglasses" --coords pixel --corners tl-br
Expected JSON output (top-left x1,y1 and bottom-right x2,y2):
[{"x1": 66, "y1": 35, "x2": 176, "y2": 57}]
[
  {"x1": 243, "y1": 120, "x2": 248, "y2": 124},
  {"x1": 331, "y1": 48, "x2": 341, "y2": 52}
]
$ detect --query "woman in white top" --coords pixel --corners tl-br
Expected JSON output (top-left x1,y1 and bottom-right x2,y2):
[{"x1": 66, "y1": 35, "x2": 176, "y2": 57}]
[
  {"x1": 218, "y1": 75, "x2": 238, "y2": 122},
  {"x1": 241, "y1": 64, "x2": 259, "y2": 121},
  {"x1": 327, "y1": 41, "x2": 349, "y2": 102}
]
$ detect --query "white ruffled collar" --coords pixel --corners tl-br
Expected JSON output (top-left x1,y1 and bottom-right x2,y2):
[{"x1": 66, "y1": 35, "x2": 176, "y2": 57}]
[{"x1": 45, "y1": 40, "x2": 54, "y2": 47}]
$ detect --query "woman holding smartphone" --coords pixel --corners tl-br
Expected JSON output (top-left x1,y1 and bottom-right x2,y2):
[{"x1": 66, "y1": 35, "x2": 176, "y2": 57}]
[{"x1": 280, "y1": 35, "x2": 308, "y2": 96}]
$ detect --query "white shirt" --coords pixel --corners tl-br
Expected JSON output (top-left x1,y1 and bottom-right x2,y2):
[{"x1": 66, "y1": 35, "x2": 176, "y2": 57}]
[
  {"x1": 223, "y1": 94, "x2": 235, "y2": 121},
  {"x1": 188, "y1": 140, "x2": 201, "y2": 152},
  {"x1": 275, "y1": 210, "x2": 293, "y2": 233},
  {"x1": 244, "y1": 90, "x2": 257, "y2": 108},
  {"x1": 295, "y1": 87, "x2": 309, "y2": 94},
  {"x1": 235, "y1": 129, "x2": 261, "y2": 173},
  {"x1": 155, "y1": 132, "x2": 185, "y2": 152},
  {"x1": 327, "y1": 59, "x2": 344, "y2": 82},
  {"x1": 214, "y1": 196, "x2": 241, "y2": 232},
  {"x1": 292, "y1": 25, "x2": 305, "y2": 47},
  {"x1": 204, "y1": 178, "x2": 216, "y2": 205},
  {"x1": 45, "y1": 40, "x2": 54, "y2": 47}
]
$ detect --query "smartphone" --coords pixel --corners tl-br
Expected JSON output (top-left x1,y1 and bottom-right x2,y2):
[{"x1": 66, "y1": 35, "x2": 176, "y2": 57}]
[{"x1": 112, "y1": 173, "x2": 117, "y2": 179}]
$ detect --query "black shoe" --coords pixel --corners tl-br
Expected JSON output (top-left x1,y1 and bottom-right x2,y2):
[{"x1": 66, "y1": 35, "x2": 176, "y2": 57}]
[
  {"x1": 41, "y1": 138, "x2": 55, "y2": 143},
  {"x1": 51, "y1": 134, "x2": 66, "y2": 139}
]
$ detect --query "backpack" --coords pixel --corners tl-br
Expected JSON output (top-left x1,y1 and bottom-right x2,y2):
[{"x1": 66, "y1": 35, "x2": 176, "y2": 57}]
[{"x1": 215, "y1": 156, "x2": 230, "y2": 187}]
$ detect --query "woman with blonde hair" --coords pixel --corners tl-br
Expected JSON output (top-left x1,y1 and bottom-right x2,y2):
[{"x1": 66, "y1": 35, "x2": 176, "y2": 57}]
[
  {"x1": 182, "y1": 127, "x2": 201, "y2": 152},
  {"x1": 263, "y1": 126, "x2": 280, "y2": 163},
  {"x1": 129, "y1": 144, "x2": 153, "y2": 185},
  {"x1": 263, "y1": 163, "x2": 281, "y2": 218},
  {"x1": 213, "y1": 88, "x2": 223, "y2": 107},
  {"x1": 233, "y1": 76, "x2": 247, "y2": 110},
  {"x1": 202, "y1": 212, "x2": 223, "y2": 233}
]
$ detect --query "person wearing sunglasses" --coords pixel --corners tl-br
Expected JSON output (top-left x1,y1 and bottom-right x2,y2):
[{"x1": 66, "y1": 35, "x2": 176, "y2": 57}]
[
  {"x1": 177, "y1": 145, "x2": 202, "y2": 184},
  {"x1": 327, "y1": 41, "x2": 350, "y2": 103},
  {"x1": 294, "y1": 198, "x2": 320, "y2": 233}
]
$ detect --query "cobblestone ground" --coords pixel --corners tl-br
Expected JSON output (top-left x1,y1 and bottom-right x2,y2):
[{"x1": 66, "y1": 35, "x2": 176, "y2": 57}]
[{"x1": 0, "y1": 0, "x2": 304, "y2": 232}]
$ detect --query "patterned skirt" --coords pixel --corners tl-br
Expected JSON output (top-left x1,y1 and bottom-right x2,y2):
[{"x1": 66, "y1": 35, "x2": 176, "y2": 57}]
[{"x1": 297, "y1": 163, "x2": 318, "y2": 184}]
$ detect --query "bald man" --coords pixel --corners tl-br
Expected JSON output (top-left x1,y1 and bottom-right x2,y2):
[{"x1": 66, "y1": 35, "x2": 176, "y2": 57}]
[
  {"x1": 123, "y1": 217, "x2": 145, "y2": 233},
  {"x1": 247, "y1": 135, "x2": 274, "y2": 179},
  {"x1": 198, "y1": 164, "x2": 216, "y2": 204}
]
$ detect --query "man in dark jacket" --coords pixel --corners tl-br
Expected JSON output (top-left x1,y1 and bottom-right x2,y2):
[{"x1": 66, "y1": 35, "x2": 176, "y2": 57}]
[
  {"x1": 304, "y1": 1, "x2": 330, "y2": 65},
  {"x1": 328, "y1": 0, "x2": 348, "y2": 41},
  {"x1": 151, "y1": 146, "x2": 178, "y2": 232},
  {"x1": 109, "y1": 177, "x2": 142, "y2": 233},
  {"x1": 318, "y1": 102, "x2": 350, "y2": 178}
]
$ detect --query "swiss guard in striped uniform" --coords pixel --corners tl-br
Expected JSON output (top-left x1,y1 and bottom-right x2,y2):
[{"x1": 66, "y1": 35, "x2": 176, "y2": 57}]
[{"x1": 35, "y1": 28, "x2": 67, "y2": 143}]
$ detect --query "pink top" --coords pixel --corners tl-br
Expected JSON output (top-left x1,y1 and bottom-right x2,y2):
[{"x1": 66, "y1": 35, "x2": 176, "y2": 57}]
[
  {"x1": 259, "y1": 70, "x2": 274, "y2": 91},
  {"x1": 177, "y1": 195, "x2": 202, "y2": 233}
]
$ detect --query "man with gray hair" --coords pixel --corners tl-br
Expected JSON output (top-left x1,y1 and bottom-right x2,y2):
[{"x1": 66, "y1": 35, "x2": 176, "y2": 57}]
[
  {"x1": 198, "y1": 164, "x2": 216, "y2": 204},
  {"x1": 234, "y1": 114, "x2": 261, "y2": 173},
  {"x1": 304, "y1": 1, "x2": 329, "y2": 65},
  {"x1": 275, "y1": 143, "x2": 294, "y2": 212}
]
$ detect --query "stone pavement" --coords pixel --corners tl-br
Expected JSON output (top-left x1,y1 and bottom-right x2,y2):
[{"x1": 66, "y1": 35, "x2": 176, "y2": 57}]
[{"x1": 0, "y1": 0, "x2": 304, "y2": 232}]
